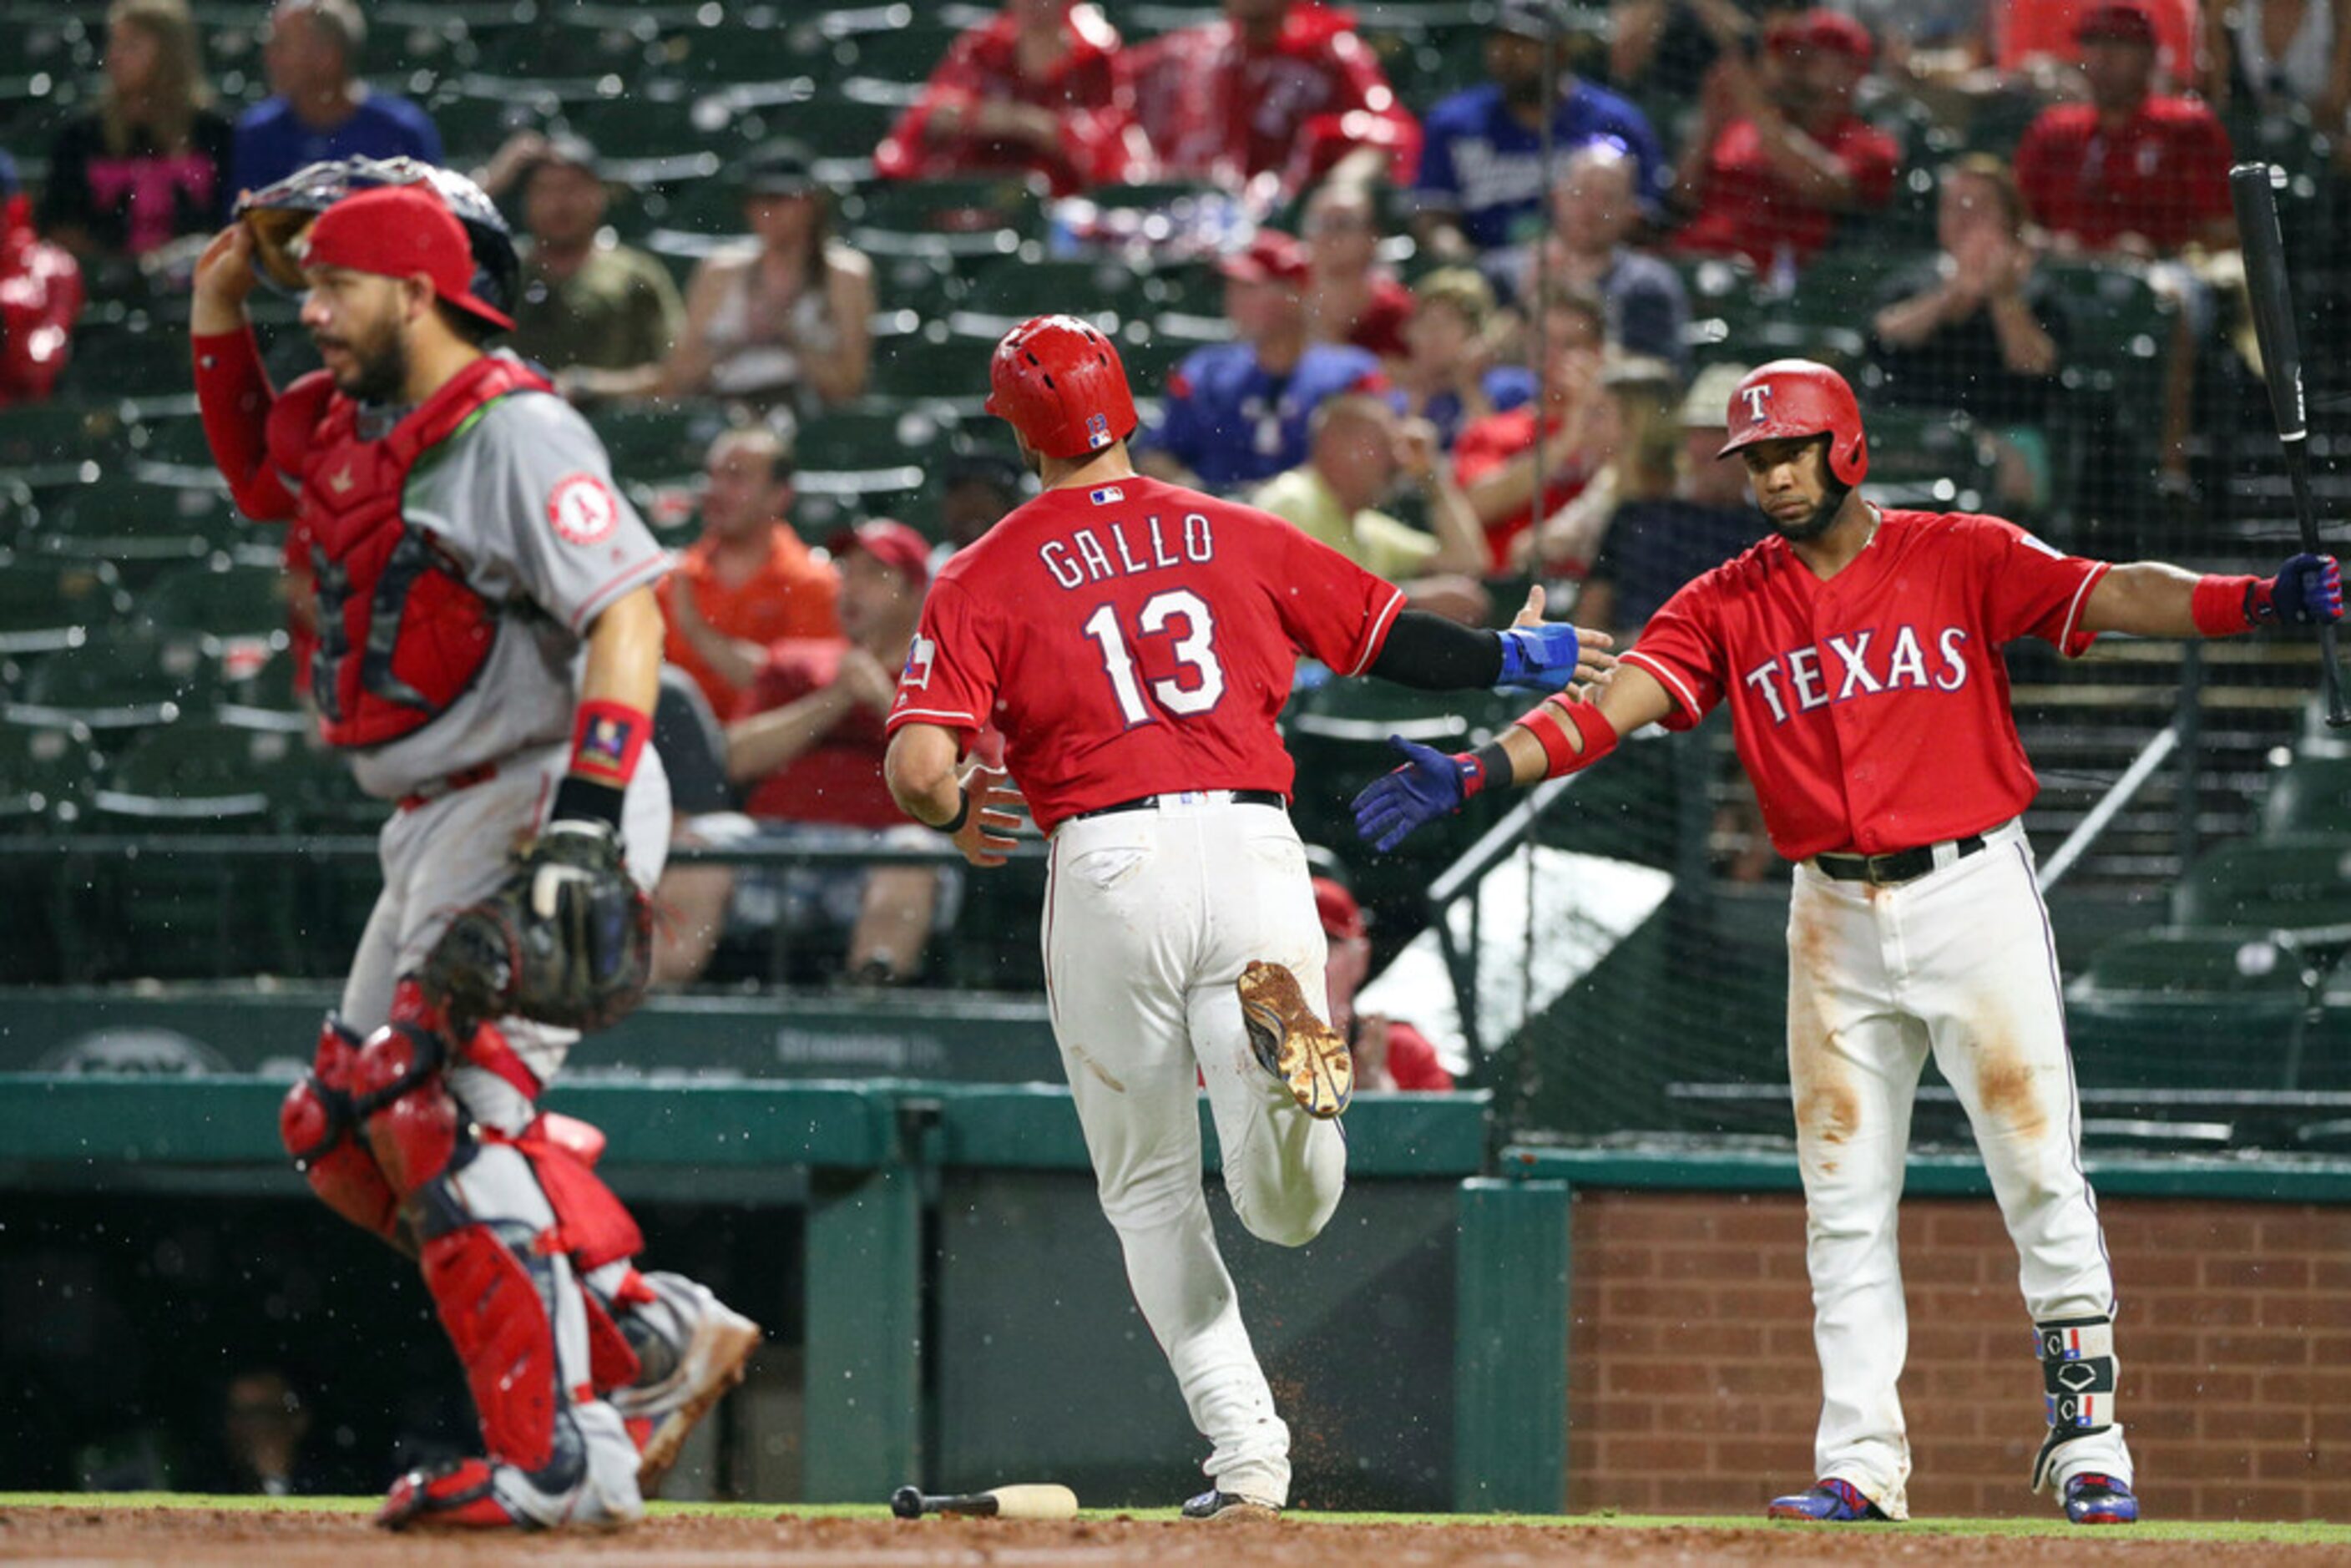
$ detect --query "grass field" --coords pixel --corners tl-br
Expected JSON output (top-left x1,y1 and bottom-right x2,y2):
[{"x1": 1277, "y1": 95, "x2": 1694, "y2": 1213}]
[{"x1": 3, "y1": 1492, "x2": 2345, "y2": 1545}]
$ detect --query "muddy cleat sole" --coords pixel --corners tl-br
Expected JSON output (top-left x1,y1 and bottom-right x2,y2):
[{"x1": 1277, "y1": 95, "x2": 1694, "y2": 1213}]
[
  {"x1": 1767, "y1": 1478, "x2": 1888, "y2": 1521},
  {"x1": 2063, "y1": 1473, "x2": 2139, "y2": 1525},
  {"x1": 1237, "y1": 960, "x2": 1352, "y2": 1119},
  {"x1": 1181, "y1": 1488, "x2": 1282, "y2": 1521},
  {"x1": 635, "y1": 1301, "x2": 762, "y2": 1496}
]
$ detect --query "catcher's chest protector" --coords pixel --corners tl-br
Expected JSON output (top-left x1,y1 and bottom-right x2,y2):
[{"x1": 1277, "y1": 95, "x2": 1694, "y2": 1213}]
[{"x1": 291, "y1": 356, "x2": 549, "y2": 749}]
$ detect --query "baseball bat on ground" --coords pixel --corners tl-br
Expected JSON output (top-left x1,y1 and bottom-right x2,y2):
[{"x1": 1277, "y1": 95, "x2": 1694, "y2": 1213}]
[
  {"x1": 890, "y1": 1483, "x2": 1079, "y2": 1520},
  {"x1": 2229, "y1": 159, "x2": 2351, "y2": 728}
]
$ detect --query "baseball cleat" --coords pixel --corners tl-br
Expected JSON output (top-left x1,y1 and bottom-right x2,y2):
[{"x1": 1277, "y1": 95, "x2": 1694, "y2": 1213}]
[
  {"x1": 1767, "y1": 1478, "x2": 1888, "y2": 1521},
  {"x1": 2062, "y1": 1473, "x2": 2139, "y2": 1525},
  {"x1": 626, "y1": 1293, "x2": 762, "y2": 1497},
  {"x1": 1237, "y1": 960, "x2": 1352, "y2": 1119},
  {"x1": 1181, "y1": 1488, "x2": 1282, "y2": 1521},
  {"x1": 377, "y1": 1455, "x2": 641, "y2": 1532}
]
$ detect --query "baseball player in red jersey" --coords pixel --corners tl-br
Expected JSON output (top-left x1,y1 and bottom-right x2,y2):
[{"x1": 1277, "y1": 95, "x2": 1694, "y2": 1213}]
[
  {"x1": 883, "y1": 316, "x2": 1612, "y2": 1517},
  {"x1": 189, "y1": 169, "x2": 757, "y2": 1530},
  {"x1": 1356, "y1": 360, "x2": 2345, "y2": 1527}
]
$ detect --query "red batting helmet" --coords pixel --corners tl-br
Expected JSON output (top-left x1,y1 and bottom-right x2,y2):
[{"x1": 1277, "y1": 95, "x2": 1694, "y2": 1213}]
[
  {"x1": 985, "y1": 315, "x2": 1138, "y2": 460},
  {"x1": 1716, "y1": 358, "x2": 1868, "y2": 486}
]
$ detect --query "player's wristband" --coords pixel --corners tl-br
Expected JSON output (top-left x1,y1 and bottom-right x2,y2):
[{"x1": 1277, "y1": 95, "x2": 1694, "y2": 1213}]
[
  {"x1": 2192, "y1": 574, "x2": 2266, "y2": 635},
  {"x1": 549, "y1": 775, "x2": 625, "y2": 830},
  {"x1": 937, "y1": 791, "x2": 971, "y2": 835},
  {"x1": 569, "y1": 699, "x2": 651, "y2": 788},
  {"x1": 1461, "y1": 741, "x2": 1512, "y2": 800},
  {"x1": 1520, "y1": 697, "x2": 1620, "y2": 778}
]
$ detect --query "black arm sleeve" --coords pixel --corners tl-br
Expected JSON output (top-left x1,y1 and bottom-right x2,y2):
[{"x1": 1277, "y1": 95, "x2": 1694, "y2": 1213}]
[{"x1": 1365, "y1": 609, "x2": 1503, "y2": 690}]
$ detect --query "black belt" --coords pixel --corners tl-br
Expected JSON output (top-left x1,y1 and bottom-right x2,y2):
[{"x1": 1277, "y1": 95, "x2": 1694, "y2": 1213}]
[
  {"x1": 1813, "y1": 834, "x2": 1988, "y2": 887},
  {"x1": 1070, "y1": 789, "x2": 1286, "y2": 822}
]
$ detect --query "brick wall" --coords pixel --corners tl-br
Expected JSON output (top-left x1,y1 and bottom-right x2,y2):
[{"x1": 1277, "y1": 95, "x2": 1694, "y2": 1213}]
[{"x1": 1565, "y1": 1190, "x2": 2351, "y2": 1520}]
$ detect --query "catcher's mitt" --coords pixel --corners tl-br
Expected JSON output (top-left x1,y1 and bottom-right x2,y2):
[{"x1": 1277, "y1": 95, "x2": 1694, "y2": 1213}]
[{"x1": 422, "y1": 822, "x2": 651, "y2": 1034}]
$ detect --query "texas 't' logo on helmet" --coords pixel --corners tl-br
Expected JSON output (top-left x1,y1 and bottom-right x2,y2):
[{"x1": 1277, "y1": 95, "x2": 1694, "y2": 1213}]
[{"x1": 1741, "y1": 383, "x2": 1774, "y2": 423}]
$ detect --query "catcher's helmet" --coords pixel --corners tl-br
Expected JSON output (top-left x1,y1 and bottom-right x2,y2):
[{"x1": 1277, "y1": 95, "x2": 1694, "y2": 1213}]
[
  {"x1": 985, "y1": 315, "x2": 1137, "y2": 460},
  {"x1": 1715, "y1": 358, "x2": 1868, "y2": 486},
  {"x1": 237, "y1": 155, "x2": 522, "y2": 331}
]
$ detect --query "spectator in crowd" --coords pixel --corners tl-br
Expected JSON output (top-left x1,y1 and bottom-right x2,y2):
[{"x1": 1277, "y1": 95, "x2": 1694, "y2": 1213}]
[
  {"x1": 2203, "y1": 0, "x2": 2350, "y2": 136},
  {"x1": 936, "y1": 450, "x2": 1028, "y2": 560},
  {"x1": 215, "y1": 1370, "x2": 317, "y2": 1497},
  {"x1": 660, "y1": 141, "x2": 874, "y2": 415},
  {"x1": 1999, "y1": 0, "x2": 2201, "y2": 88},
  {"x1": 1519, "y1": 139, "x2": 1689, "y2": 368},
  {"x1": 0, "y1": 157, "x2": 84, "y2": 403},
  {"x1": 1414, "y1": 0, "x2": 1667, "y2": 263},
  {"x1": 874, "y1": 0, "x2": 1147, "y2": 196},
  {"x1": 1669, "y1": 8, "x2": 1902, "y2": 278},
  {"x1": 478, "y1": 132, "x2": 682, "y2": 405},
  {"x1": 656, "y1": 425, "x2": 841, "y2": 719},
  {"x1": 1128, "y1": 0, "x2": 1421, "y2": 204},
  {"x1": 654, "y1": 522, "x2": 948, "y2": 989},
  {"x1": 1314, "y1": 878, "x2": 1454, "y2": 1091},
  {"x1": 1610, "y1": 0, "x2": 1787, "y2": 105},
  {"x1": 1453, "y1": 286, "x2": 1606, "y2": 572},
  {"x1": 2015, "y1": 0, "x2": 2233, "y2": 491},
  {"x1": 1389, "y1": 266, "x2": 1535, "y2": 450},
  {"x1": 1869, "y1": 154, "x2": 2070, "y2": 512},
  {"x1": 1576, "y1": 360, "x2": 1761, "y2": 637},
  {"x1": 40, "y1": 0, "x2": 233, "y2": 276},
  {"x1": 1300, "y1": 181, "x2": 1414, "y2": 357},
  {"x1": 230, "y1": 0, "x2": 441, "y2": 195},
  {"x1": 1135, "y1": 229, "x2": 1386, "y2": 492},
  {"x1": 1524, "y1": 352, "x2": 1681, "y2": 578},
  {"x1": 1250, "y1": 394, "x2": 1493, "y2": 624}
]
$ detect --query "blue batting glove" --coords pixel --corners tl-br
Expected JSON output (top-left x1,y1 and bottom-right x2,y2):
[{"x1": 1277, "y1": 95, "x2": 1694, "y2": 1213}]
[
  {"x1": 2268, "y1": 553, "x2": 2344, "y2": 627},
  {"x1": 1352, "y1": 735, "x2": 1476, "y2": 853},
  {"x1": 1496, "y1": 620, "x2": 1582, "y2": 690}
]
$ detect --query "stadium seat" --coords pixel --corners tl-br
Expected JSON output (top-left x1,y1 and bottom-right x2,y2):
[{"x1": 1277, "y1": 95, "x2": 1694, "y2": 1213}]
[
  {"x1": 0, "y1": 403, "x2": 126, "y2": 481},
  {"x1": 2172, "y1": 834, "x2": 2351, "y2": 931},
  {"x1": 946, "y1": 258, "x2": 1156, "y2": 341},
  {"x1": 88, "y1": 720, "x2": 278, "y2": 827},
  {"x1": 2259, "y1": 756, "x2": 2351, "y2": 837},
  {"x1": 6, "y1": 629, "x2": 216, "y2": 730},
  {"x1": 589, "y1": 402, "x2": 737, "y2": 485},
  {"x1": 847, "y1": 175, "x2": 1045, "y2": 261},
  {"x1": 869, "y1": 321, "x2": 992, "y2": 402},
  {"x1": 1858, "y1": 408, "x2": 2001, "y2": 514},
  {"x1": 2068, "y1": 927, "x2": 2318, "y2": 1092},
  {"x1": 135, "y1": 559, "x2": 289, "y2": 640},
  {"x1": 0, "y1": 552, "x2": 133, "y2": 655},
  {"x1": 0, "y1": 719, "x2": 96, "y2": 824}
]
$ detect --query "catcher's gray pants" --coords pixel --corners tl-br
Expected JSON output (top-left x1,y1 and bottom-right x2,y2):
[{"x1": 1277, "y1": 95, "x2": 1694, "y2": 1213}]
[
  {"x1": 1044, "y1": 795, "x2": 1347, "y2": 1508},
  {"x1": 341, "y1": 741, "x2": 671, "y2": 1131}
]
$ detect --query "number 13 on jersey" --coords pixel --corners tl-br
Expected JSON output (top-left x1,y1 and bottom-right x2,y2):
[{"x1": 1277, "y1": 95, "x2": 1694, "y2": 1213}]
[{"x1": 1083, "y1": 589, "x2": 1226, "y2": 725}]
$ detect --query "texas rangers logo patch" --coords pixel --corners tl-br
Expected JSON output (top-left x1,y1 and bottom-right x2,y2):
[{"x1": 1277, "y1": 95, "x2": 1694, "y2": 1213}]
[
  {"x1": 902, "y1": 633, "x2": 937, "y2": 690},
  {"x1": 1741, "y1": 384, "x2": 1773, "y2": 423},
  {"x1": 547, "y1": 473, "x2": 619, "y2": 546}
]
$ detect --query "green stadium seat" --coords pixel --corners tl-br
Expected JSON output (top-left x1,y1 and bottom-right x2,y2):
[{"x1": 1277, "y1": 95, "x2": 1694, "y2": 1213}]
[
  {"x1": 0, "y1": 552, "x2": 133, "y2": 655},
  {"x1": 0, "y1": 403, "x2": 129, "y2": 482},
  {"x1": 665, "y1": 18, "x2": 827, "y2": 88},
  {"x1": 846, "y1": 175, "x2": 1045, "y2": 261},
  {"x1": 791, "y1": 404, "x2": 955, "y2": 524},
  {"x1": 1858, "y1": 408, "x2": 2002, "y2": 513},
  {"x1": 88, "y1": 720, "x2": 280, "y2": 827},
  {"x1": 834, "y1": 23, "x2": 963, "y2": 82},
  {"x1": 556, "y1": 91, "x2": 715, "y2": 161},
  {"x1": 2067, "y1": 927, "x2": 2318, "y2": 1092},
  {"x1": 2078, "y1": 926, "x2": 2313, "y2": 999},
  {"x1": 2259, "y1": 756, "x2": 2351, "y2": 837},
  {"x1": 56, "y1": 317, "x2": 193, "y2": 402},
  {"x1": 945, "y1": 258, "x2": 1157, "y2": 341},
  {"x1": 135, "y1": 559, "x2": 290, "y2": 640},
  {"x1": 2172, "y1": 834, "x2": 2351, "y2": 931},
  {"x1": 868, "y1": 322, "x2": 992, "y2": 402},
  {"x1": 0, "y1": 719, "x2": 96, "y2": 825},
  {"x1": 6, "y1": 629, "x2": 216, "y2": 730},
  {"x1": 588, "y1": 402, "x2": 737, "y2": 485}
]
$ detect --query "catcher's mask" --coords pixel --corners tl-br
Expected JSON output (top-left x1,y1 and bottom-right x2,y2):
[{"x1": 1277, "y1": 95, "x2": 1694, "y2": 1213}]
[{"x1": 238, "y1": 154, "x2": 521, "y2": 331}]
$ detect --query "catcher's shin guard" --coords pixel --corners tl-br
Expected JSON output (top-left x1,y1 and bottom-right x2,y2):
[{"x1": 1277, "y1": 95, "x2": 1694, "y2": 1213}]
[
  {"x1": 281, "y1": 1015, "x2": 405, "y2": 1245},
  {"x1": 2030, "y1": 1314, "x2": 2121, "y2": 1493}
]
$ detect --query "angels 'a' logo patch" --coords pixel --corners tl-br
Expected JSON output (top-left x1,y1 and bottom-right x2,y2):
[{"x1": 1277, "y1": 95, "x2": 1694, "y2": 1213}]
[{"x1": 548, "y1": 473, "x2": 619, "y2": 546}]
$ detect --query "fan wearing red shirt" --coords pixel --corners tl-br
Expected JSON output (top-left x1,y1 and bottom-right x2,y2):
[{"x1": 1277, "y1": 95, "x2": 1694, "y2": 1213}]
[
  {"x1": 1452, "y1": 287, "x2": 1605, "y2": 572},
  {"x1": 654, "y1": 521, "x2": 944, "y2": 989},
  {"x1": 872, "y1": 1, "x2": 1147, "y2": 197},
  {"x1": 1669, "y1": 9, "x2": 1900, "y2": 275},
  {"x1": 1300, "y1": 180, "x2": 1413, "y2": 359},
  {"x1": 884, "y1": 316, "x2": 1609, "y2": 1519},
  {"x1": 1356, "y1": 359, "x2": 2346, "y2": 1530},
  {"x1": 1312, "y1": 877, "x2": 1453, "y2": 1091},
  {"x1": 1127, "y1": 0, "x2": 1421, "y2": 201}
]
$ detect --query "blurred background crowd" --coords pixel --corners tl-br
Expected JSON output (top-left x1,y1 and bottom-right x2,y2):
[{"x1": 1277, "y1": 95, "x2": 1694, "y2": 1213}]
[{"x1": 1, "y1": 0, "x2": 2347, "y2": 998}]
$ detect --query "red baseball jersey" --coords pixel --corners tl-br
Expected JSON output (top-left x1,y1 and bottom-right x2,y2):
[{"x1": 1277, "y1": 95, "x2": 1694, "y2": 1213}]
[
  {"x1": 1619, "y1": 509, "x2": 2110, "y2": 862},
  {"x1": 888, "y1": 475, "x2": 1407, "y2": 835},
  {"x1": 2015, "y1": 97, "x2": 2233, "y2": 253},
  {"x1": 1669, "y1": 113, "x2": 1900, "y2": 274}
]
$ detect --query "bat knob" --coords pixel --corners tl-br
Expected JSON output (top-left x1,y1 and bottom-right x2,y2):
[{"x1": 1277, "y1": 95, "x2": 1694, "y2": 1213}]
[{"x1": 891, "y1": 1485, "x2": 925, "y2": 1520}]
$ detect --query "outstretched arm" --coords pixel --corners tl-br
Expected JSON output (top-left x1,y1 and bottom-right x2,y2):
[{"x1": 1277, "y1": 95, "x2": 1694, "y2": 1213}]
[
  {"x1": 2082, "y1": 554, "x2": 2341, "y2": 638},
  {"x1": 1367, "y1": 584, "x2": 1616, "y2": 691}
]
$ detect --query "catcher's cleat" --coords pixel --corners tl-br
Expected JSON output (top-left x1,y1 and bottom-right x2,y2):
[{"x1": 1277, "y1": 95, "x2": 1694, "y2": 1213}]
[
  {"x1": 1767, "y1": 1478, "x2": 1888, "y2": 1521},
  {"x1": 2062, "y1": 1473, "x2": 2140, "y2": 1525},
  {"x1": 1237, "y1": 960, "x2": 1352, "y2": 1119},
  {"x1": 377, "y1": 1455, "x2": 640, "y2": 1532},
  {"x1": 1181, "y1": 1488, "x2": 1282, "y2": 1521},
  {"x1": 615, "y1": 1282, "x2": 762, "y2": 1497}
]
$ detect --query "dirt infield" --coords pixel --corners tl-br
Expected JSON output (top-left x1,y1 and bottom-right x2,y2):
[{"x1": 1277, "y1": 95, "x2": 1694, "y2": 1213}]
[{"x1": 2, "y1": 1505, "x2": 2347, "y2": 1566}]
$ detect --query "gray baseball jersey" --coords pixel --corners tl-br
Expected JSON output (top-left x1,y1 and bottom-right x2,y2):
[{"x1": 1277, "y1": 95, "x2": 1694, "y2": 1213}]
[{"x1": 346, "y1": 384, "x2": 669, "y2": 800}]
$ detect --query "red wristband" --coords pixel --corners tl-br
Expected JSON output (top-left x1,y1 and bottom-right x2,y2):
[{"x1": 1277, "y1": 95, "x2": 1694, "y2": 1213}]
[
  {"x1": 1519, "y1": 697, "x2": 1620, "y2": 777},
  {"x1": 569, "y1": 699, "x2": 651, "y2": 788},
  {"x1": 2190, "y1": 574, "x2": 2262, "y2": 637}
]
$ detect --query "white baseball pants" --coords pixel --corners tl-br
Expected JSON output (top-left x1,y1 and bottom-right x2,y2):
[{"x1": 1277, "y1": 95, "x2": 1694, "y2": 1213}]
[
  {"x1": 1787, "y1": 821, "x2": 2131, "y2": 1517},
  {"x1": 341, "y1": 741, "x2": 672, "y2": 1129},
  {"x1": 1044, "y1": 795, "x2": 1347, "y2": 1506}
]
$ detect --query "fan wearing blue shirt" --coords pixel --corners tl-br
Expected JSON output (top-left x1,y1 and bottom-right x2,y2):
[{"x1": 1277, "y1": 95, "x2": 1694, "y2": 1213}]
[
  {"x1": 1135, "y1": 231, "x2": 1385, "y2": 495},
  {"x1": 1411, "y1": 0, "x2": 1666, "y2": 260},
  {"x1": 233, "y1": 0, "x2": 442, "y2": 195}
]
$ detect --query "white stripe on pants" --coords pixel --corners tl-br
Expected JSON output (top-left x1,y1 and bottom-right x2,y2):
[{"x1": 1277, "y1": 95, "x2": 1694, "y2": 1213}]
[
  {"x1": 1044, "y1": 797, "x2": 1346, "y2": 1505},
  {"x1": 1787, "y1": 827, "x2": 2131, "y2": 1516}
]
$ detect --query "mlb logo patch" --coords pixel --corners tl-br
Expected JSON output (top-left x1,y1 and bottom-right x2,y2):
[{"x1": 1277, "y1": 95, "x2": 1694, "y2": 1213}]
[
  {"x1": 1086, "y1": 412, "x2": 1112, "y2": 448},
  {"x1": 1089, "y1": 485, "x2": 1124, "y2": 505}
]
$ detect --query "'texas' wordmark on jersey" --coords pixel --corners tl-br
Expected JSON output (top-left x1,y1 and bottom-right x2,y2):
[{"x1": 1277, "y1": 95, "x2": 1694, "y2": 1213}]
[{"x1": 1741, "y1": 626, "x2": 1970, "y2": 725}]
